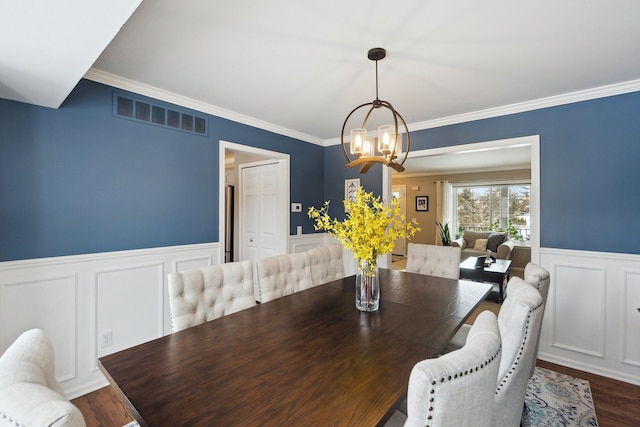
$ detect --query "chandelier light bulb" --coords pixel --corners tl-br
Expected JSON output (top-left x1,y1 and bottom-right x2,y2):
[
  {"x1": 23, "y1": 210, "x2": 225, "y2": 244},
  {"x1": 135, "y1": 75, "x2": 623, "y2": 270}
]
[
  {"x1": 363, "y1": 139, "x2": 373, "y2": 157},
  {"x1": 350, "y1": 128, "x2": 367, "y2": 156}
]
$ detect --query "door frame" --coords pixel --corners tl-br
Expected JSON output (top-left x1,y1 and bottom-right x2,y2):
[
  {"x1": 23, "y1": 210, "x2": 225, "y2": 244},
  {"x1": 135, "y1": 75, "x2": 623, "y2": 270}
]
[
  {"x1": 391, "y1": 184, "x2": 407, "y2": 256},
  {"x1": 219, "y1": 140, "x2": 290, "y2": 265},
  {"x1": 383, "y1": 134, "x2": 540, "y2": 264}
]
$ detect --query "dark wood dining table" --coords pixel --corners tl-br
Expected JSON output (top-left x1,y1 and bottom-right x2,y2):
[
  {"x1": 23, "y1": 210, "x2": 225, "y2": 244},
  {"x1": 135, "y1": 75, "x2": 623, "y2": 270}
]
[{"x1": 98, "y1": 268, "x2": 491, "y2": 427}]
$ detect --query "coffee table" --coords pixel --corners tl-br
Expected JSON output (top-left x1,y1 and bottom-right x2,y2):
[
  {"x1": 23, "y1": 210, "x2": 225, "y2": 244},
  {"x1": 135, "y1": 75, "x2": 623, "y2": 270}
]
[{"x1": 459, "y1": 257, "x2": 512, "y2": 303}]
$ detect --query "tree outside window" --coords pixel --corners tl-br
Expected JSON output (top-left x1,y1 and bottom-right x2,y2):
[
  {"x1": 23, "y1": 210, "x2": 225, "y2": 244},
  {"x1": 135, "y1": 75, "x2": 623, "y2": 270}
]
[{"x1": 454, "y1": 183, "x2": 530, "y2": 240}]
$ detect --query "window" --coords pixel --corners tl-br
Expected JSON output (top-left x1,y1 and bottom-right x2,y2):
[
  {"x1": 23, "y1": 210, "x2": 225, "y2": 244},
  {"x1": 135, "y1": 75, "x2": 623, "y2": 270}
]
[{"x1": 453, "y1": 182, "x2": 530, "y2": 240}]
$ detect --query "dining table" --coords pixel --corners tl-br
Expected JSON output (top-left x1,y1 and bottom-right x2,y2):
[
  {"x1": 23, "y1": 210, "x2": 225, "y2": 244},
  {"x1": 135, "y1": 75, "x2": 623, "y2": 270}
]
[{"x1": 98, "y1": 268, "x2": 491, "y2": 426}]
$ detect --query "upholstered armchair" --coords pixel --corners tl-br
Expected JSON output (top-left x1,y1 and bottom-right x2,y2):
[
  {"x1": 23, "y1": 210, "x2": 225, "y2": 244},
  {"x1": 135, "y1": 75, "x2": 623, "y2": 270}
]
[
  {"x1": 0, "y1": 329, "x2": 86, "y2": 427},
  {"x1": 405, "y1": 243, "x2": 462, "y2": 280},
  {"x1": 168, "y1": 260, "x2": 256, "y2": 332},
  {"x1": 451, "y1": 230, "x2": 514, "y2": 261}
]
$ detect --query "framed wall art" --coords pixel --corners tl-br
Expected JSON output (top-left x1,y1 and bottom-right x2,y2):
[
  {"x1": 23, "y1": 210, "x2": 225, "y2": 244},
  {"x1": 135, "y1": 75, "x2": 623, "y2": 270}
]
[
  {"x1": 344, "y1": 178, "x2": 361, "y2": 212},
  {"x1": 416, "y1": 196, "x2": 428, "y2": 212}
]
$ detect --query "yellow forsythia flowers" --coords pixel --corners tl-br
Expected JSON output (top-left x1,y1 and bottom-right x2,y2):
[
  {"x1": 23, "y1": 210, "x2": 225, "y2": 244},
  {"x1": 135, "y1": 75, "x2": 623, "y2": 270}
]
[{"x1": 308, "y1": 187, "x2": 420, "y2": 275}]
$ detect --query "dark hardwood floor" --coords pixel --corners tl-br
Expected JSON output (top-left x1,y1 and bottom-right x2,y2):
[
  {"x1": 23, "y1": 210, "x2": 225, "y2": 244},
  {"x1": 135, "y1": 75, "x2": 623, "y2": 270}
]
[{"x1": 73, "y1": 360, "x2": 639, "y2": 426}]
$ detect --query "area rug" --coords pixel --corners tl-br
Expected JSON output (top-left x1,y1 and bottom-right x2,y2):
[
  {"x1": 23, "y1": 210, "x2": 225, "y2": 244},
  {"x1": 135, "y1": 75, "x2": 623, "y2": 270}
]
[{"x1": 523, "y1": 367, "x2": 598, "y2": 426}]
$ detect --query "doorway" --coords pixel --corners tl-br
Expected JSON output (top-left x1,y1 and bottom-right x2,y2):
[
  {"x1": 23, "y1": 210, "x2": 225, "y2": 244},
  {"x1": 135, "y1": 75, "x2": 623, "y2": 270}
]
[
  {"x1": 383, "y1": 135, "x2": 540, "y2": 264},
  {"x1": 219, "y1": 141, "x2": 290, "y2": 265}
]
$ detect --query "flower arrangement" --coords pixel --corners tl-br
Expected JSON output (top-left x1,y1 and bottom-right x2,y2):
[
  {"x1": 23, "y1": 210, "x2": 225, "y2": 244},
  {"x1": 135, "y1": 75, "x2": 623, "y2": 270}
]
[{"x1": 308, "y1": 186, "x2": 420, "y2": 277}]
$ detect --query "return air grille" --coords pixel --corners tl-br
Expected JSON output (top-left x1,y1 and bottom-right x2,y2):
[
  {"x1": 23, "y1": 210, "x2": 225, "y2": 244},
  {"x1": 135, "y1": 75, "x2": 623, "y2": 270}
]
[{"x1": 114, "y1": 94, "x2": 207, "y2": 136}]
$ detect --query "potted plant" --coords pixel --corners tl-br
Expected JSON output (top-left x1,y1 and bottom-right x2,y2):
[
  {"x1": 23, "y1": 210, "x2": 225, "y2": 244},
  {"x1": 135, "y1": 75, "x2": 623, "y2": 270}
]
[{"x1": 436, "y1": 221, "x2": 451, "y2": 246}]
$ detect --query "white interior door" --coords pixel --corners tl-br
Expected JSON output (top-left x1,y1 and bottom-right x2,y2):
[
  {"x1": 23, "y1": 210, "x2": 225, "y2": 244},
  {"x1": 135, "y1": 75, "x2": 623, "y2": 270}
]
[
  {"x1": 239, "y1": 159, "x2": 288, "y2": 263},
  {"x1": 392, "y1": 185, "x2": 407, "y2": 256}
]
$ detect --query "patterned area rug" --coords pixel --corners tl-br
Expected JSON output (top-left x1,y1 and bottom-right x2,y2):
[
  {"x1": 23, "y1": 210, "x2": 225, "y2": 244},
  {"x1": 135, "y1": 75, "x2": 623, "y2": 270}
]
[
  {"x1": 523, "y1": 367, "x2": 598, "y2": 426},
  {"x1": 123, "y1": 367, "x2": 599, "y2": 427}
]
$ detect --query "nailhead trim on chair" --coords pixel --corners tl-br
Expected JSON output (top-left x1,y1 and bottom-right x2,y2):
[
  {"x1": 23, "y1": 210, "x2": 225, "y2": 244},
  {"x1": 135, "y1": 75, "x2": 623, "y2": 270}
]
[
  {"x1": 425, "y1": 344, "x2": 502, "y2": 427},
  {"x1": 495, "y1": 301, "x2": 544, "y2": 393},
  {"x1": 1, "y1": 411, "x2": 25, "y2": 427}
]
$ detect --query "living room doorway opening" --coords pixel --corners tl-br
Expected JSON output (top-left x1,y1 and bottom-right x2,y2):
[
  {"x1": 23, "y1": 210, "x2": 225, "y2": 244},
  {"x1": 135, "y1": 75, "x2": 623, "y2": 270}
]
[{"x1": 384, "y1": 135, "x2": 540, "y2": 265}]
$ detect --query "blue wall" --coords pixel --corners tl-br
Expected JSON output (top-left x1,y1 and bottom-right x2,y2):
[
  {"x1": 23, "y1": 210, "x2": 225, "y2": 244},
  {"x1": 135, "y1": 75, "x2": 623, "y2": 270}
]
[
  {"x1": 0, "y1": 80, "x2": 324, "y2": 261},
  {"x1": 325, "y1": 91, "x2": 640, "y2": 255},
  {"x1": 2, "y1": 79, "x2": 640, "y2": 261}
]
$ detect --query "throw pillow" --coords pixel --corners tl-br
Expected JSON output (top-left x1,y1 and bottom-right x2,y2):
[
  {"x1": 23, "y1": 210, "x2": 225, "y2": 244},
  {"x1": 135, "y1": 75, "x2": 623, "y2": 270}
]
[
  {"x1": 473, "y1": 238, "x2": 488, "y2": 252},
  {"x1": 487, "y1": 232, "x2": 506, "y2": 252}
]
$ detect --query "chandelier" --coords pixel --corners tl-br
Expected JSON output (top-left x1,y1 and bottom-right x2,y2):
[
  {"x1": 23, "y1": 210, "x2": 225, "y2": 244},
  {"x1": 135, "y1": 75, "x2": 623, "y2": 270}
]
[{"x1": 341, "y1": 47, "x2": 410, "y2": 173}]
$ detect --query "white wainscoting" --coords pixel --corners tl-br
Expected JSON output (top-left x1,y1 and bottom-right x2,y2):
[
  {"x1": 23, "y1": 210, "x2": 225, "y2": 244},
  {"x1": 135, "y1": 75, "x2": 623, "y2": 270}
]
[
  {"x1": 0, "y1": 243, "x2": 221, "y2": 399},
  {"x1": 539, "y1": 247, "x2": 640, "y2": 386},
  {"x1": 0, "y1": 235, "x2": 344, "y2": 399},
  {"x1": 5, "y1": 243, "x2": 636, "y2": 399}
]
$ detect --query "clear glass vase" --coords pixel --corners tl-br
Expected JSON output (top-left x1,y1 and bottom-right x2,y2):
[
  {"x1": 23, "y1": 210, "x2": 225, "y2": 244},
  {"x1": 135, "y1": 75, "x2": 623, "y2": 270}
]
[{"x1": 355, "y1": 259, "x2": 379, "y2": 312}]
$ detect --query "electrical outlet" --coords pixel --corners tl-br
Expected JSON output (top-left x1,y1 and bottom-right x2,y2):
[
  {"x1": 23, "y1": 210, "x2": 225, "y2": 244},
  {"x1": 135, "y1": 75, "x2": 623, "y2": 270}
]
[{"x1": 101, "y1": 331, "x2": 113, "y2": 348}]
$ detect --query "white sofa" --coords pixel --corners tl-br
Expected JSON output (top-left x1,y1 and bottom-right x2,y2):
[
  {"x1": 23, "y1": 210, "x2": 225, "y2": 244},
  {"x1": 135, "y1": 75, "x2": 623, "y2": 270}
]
[
  {"x1": 0, "y1": 329, "x2": 86, "y2": 427},
  {"x1": 451, "y1": 230, "x2": 514, "y2": 260}
]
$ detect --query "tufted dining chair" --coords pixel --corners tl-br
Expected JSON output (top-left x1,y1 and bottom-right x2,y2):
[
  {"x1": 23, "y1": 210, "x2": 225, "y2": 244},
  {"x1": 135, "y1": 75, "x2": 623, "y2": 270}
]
[
  {"x1": 0, "y1": 329, "x2": 86, "y2": 427},
  {"x1": 440, "y1": 276, "x2": 545, "y2": 426},
  {"x1": 308, "y1": 244, "x2": 346, "y2": 286},
  {"x1": 168, "y1": 260, "x2": 256, "y2": 332},
  {"x1": 492, "y1": 277, "x2": 544, "y2": 426},
  {"x1": 523, "y1": 262, "x2": 550, "y2": 377},
  {"x1": 405, "y1": 243, "x2": 461, "y2": 279},
  {"x1": 255, "y1": 252, "x2": 313, "y2": 303},
  {"x1": 385, "y1": 310, "x2": 502, "y2": 427}
]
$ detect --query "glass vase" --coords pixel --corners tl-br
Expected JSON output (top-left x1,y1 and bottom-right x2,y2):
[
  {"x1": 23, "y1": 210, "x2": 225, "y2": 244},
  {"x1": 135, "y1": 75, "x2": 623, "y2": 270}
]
[{"x1": 355, "y1": 259, "x2": 379, "y2": 312}]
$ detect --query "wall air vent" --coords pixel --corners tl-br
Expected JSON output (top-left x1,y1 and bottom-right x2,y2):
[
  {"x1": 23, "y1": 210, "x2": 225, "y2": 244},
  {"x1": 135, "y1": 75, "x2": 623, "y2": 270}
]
[{"x1": 114, "y1": 94, "x2": 208, "y2": 136}]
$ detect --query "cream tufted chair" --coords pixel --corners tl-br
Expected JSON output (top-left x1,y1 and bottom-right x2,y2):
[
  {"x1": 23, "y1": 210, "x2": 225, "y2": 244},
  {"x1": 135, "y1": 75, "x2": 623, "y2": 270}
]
[
  {"x1": 405, "y1": 243, "x2": 461, "y2": 279},
  {"x1": 523, "y1": 262, "x2": 550, "y2": 377},
  {"x1": 255, "y1": 252, "x2": 313, "y2": 303},
  {"x1": 441, "y1": 277, "x2": 544, "y2": 426},
  {"x1": 168, "y1": 260, "x2": 256, "y2": 332},
  {"x1": 386, "y1": 311, "x2": 502, "y2": 427},
  {"x1": 308, "y1": 244, "x2": 346, "y2": 286},
  {"x1": 492, "y1": 277, "x2": 544, "y2": 426},
  {"x1": 0, "y1": 329, "x2": 86, "y2": 427}
]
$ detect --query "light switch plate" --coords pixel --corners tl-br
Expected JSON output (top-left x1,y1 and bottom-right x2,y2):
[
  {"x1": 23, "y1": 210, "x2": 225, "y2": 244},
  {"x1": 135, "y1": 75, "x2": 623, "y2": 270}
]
[{"x1": 291, "y1": 202, "x2": 302, "y2": 212}]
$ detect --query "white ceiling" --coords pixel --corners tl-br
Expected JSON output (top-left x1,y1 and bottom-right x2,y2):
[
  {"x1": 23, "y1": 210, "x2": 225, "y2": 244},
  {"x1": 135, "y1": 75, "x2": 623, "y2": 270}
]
[
  {"x1": 400, "y1": 144, "x2": 532, "y2": 175},
  {"x1": 3, "y1": 1, "x2": 640, "y2": 166}
]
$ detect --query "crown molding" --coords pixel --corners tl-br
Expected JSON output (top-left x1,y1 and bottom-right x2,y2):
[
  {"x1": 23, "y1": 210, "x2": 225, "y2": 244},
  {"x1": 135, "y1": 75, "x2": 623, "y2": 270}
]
[
  {"x1": 83, "y1": 68, "x2": 326, "y2": 146},
  {"x1": 407, "y1": 79, "x2": 640, "y2": 134},
  {"x1": 85, "y1": 68, "x2": 640, "y2": 148}
]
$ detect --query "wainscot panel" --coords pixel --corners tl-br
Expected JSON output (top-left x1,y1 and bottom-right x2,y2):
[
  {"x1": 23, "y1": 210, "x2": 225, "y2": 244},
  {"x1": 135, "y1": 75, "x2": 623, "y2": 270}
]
[
  {"x1": 539, "y1": 247, "x2": 640, "y2": 386},
  {"x1": 0, "y1": 236, "x2": 349, "y2": 399},
  {"x1": 0, "y1": 243, "x2": 220, "y2": 399}
]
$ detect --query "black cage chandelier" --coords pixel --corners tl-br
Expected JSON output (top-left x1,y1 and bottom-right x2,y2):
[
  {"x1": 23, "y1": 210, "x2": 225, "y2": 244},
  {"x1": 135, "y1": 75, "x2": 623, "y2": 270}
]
[{"x1": 341, "y1": 47, "x2": 410, "y2": 173}]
